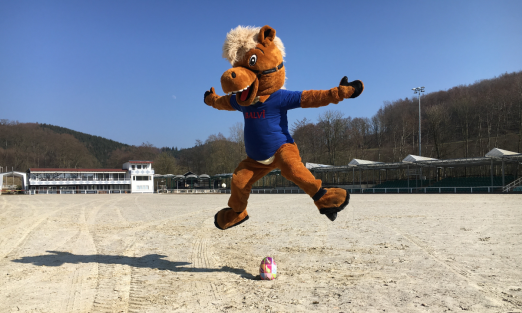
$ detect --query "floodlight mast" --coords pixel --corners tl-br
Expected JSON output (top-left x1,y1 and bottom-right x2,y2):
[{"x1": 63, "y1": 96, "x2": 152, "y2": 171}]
[{"x1": 412, "y1": 87, "x2": 425, "y2": 156}]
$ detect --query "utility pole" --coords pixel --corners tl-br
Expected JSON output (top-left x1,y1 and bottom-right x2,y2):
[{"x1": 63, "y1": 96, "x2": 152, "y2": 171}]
[{"x1": 412, "y1": 87, "x2": 425, "y2": 156}]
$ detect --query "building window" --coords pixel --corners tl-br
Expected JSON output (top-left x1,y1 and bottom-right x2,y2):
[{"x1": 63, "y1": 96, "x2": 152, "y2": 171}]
[
  {"x1": 136, "y1": 185, "x2": 149, "y2": 190},
  {"x1": 135, "y1": 176, "x2": 150, "y2": 181},
  {"x1": 132, "y1": 165, "x2": 135, "y2": 170}
]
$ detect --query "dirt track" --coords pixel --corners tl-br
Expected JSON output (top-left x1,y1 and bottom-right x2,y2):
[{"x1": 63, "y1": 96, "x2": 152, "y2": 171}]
[{"x1": 0, "y1": 193, "x2": 521, "y2": 312}]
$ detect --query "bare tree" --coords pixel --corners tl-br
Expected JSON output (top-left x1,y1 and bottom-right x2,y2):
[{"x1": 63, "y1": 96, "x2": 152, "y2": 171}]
[
  {"x1": 425, "y1": 104, "x2": 448, "y2": 159},
  {"x1": 318, "y1": 110, "x2": 346, "y2": 165}
]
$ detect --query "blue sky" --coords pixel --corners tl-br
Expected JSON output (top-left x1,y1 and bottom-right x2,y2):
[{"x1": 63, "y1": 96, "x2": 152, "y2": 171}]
[{"x1": 1, "y1": 0, "x2": 521, "y2": 149}]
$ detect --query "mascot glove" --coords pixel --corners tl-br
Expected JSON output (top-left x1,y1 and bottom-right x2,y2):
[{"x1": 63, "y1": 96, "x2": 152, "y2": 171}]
[
  {"x1": 339, "y1": 76, "x2": 364, "y2": 99},
  {"x1": 204, "y1": 87, "x2": 218, "y2": 106}
]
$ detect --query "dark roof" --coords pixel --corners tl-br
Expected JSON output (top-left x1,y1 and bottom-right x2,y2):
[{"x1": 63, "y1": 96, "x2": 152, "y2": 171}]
[
  {"x1": 128, "y1": 160, "x2": 153, "y2": 164},
  {"x1": 29, "y1": 168, "x2": 127, "y2": 173}
]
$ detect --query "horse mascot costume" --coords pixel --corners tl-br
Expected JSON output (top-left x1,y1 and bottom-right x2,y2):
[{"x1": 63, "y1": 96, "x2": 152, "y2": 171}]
[{"x1": 204, "y1": 25, "x2": 364, "y2": 230}]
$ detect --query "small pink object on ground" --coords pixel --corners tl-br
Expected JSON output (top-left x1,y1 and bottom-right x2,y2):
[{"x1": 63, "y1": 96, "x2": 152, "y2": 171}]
[{"x1": 260, "y1": 257, "x2": 277, "y2": 280}]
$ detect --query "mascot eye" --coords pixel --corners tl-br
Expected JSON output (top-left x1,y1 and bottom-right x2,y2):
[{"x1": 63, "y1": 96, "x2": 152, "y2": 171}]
[{"x1": 249, "y1": 54, "x2": 257, "y2": 66}]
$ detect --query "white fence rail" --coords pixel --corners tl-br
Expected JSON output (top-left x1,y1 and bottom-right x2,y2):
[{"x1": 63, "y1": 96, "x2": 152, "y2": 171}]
[{"x1": 12, "y1": 185, "x2": 518, "y2": 195}]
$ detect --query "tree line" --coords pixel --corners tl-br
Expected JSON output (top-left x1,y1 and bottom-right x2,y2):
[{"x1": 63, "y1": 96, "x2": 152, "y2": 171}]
[
  {"x1": 1, "y1": 70, "x2": 521, "y2": 177},
  {"x1": 292, "y1": 71, "x2": 522, "y2": 167}
]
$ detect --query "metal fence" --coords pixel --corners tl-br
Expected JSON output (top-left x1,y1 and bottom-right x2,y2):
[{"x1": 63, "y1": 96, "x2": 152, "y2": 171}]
[
  {"x1": 14, "y1": 186, "x2": 518, "y2": 195},
  {"x1": 216, "y1": 187, "x2": 505, "y2": 194},
  {"x1": 355, "y1": 186, "x2": 504, "y2": 194},
  {"x1": 167, "y1": 186, "x2": 508, "y2": 194}
]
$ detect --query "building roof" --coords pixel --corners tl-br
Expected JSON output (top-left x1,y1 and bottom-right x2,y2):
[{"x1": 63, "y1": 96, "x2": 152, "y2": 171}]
[
  {"x1": 348, "y1": 159, "x2": 384, "y2": 166},
  {"x1": 28, "y1": 168, "x2": 127, "y2": 173},
  {"x1": 304, "y1": 147, "x2": 522, "y2": 173},
  {"x1": 128, "y1": 160, "x2": 153, "y2": 164},
  {"x1": 485, "y1": 148, "x2": 522, "y2": 158},
  {"x1": 402, "y1": 154, "x2": 438, "y2": 163},
  {"x1": 306, "y1": 162, "x2": 334, "y2": 169}
]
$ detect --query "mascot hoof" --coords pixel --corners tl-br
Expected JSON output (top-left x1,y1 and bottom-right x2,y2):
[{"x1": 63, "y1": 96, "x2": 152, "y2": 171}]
[
  {"x1": 314, "y1": 188, "x2": 350, "y2": 222},
  {"x1": 214, "y1": 208, "x2": 249, "y2": 230},
  {"x1": 325, "y1": 212, "x2": 338, "y2": 221}
]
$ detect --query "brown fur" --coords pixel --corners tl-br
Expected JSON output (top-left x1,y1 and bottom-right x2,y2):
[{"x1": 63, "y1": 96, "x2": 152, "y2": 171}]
[
  {"x1": 205, "y1": 25, "x2": 363, "y2": 229},
  {"x1": 216, "y1": 25, "x2": 286, "y2": 107},
  {"x1": 215, "y1": 208, "x2": 249, "y2": 230},
  {"x1": 216, "y1": 143, "x2": 322, "y2": 230},
  {"x1": 314, "y1": 188, "x2": 348, "y2": 211},
  {"x1": 301, "y1": 85, "x2": 357, "y2": 108},
  {"x1": 204, "y1": 87, "x2": 235, "y2": 111}
]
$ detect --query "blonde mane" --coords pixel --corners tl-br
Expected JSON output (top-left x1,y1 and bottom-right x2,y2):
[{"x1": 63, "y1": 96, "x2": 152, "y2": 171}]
[{"x1": 222, "y1": 26, "x2": 286, "y2": 65}]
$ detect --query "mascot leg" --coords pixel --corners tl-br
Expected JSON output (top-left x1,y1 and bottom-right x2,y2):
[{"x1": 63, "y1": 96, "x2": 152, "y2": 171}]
[
  {"x1": 214, "y1": 158, "x2": 274, "y2": 230},
  {"x1": 275, "y1": 143, "x2": 350, "y2": 221}
]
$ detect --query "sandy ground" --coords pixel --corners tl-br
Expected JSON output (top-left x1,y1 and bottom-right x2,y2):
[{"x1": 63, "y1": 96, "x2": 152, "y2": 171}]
[{"x1": 0, "y1": 193, "x2": 521, "y2": 313}]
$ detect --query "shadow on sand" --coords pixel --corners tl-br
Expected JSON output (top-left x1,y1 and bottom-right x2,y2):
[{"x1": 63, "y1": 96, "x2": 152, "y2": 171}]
[{"x1": 12, "y1": 251, "x2": 258, "y2": 280}]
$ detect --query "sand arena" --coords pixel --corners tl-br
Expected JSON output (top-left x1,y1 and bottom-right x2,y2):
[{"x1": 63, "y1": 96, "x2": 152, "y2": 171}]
[{"x1": 0, "y1": 193, "x2": 521, "y2": 312}]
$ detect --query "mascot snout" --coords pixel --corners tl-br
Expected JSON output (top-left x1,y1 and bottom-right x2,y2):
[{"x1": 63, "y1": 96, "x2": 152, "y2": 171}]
[{"x1": 221, "y1": 67, "x2": 259, "y2": 106}]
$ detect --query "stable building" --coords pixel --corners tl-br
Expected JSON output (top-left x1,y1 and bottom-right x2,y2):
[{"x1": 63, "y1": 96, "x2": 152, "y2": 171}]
[{"x1": 26, "y1": 160, "x2": 154, "y2": 194}]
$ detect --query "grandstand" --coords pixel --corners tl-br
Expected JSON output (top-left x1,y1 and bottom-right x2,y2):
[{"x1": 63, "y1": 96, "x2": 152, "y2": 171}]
[
  {"x1": 155, "y1": 148, "x2": 521, "y2": 194},
  {"x1": 307, "y1": 148, "x2": 522, "y2": 194}
]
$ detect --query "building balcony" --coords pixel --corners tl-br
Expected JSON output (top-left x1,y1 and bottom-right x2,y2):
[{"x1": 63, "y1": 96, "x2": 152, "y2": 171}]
[
  {"x1": 29, "y1": 179, "x2": 131, "y2": 186},
  {"x1": 129, "y1": 169, "x2": 154, "y2": 175}
]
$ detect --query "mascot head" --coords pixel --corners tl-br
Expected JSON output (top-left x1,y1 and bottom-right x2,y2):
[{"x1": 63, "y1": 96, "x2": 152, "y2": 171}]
[{"x1": 221, "y1": 25, "x2": 286, "y2": 106}]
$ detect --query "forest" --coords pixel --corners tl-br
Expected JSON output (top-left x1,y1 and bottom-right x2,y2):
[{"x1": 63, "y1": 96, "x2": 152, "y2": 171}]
[{"x1": 1, "y1": 71, "x2": 521, "y2": 178}]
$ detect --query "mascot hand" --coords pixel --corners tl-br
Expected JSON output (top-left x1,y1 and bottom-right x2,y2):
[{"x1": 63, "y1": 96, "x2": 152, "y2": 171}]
[
  {"x1": 204, "y1": 87, "x2": 216, "y2": 105},
  {"x1": 339, "y1": 76, "x2": 364, "y2": 99}
]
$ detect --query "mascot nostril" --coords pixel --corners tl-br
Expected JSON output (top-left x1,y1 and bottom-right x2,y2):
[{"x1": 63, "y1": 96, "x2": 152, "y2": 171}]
[{"x1": 203, "y1": 25, "x2": 364, "y2": 231}]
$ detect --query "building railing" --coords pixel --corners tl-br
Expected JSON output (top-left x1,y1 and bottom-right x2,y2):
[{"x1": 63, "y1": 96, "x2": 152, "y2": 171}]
[
  {"x1": 27, "y1": 189, "x2": 133, "y2": 195},
  {"x1": 29, "y1": 178, "x2": 130, "y2": 182},
  {"x1": 503, "y1": 176, "x2": 522, "y2": 192},
  {"x1": 28, "y1": 180, "x2": 131, "y2": 187},
  {"x1": 129, "y1": 169, "x2": 154, "y2": 175}
]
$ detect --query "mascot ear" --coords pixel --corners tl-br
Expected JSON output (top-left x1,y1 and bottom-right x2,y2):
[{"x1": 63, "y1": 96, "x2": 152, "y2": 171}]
[{"x1": 258, "y1": 25, "x2": 276, "y2": 47}]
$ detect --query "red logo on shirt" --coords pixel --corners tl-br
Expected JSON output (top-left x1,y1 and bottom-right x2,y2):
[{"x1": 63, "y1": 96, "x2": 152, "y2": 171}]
[{"x1": 244, "y1": 110, "x2": 265, "y2": 119}]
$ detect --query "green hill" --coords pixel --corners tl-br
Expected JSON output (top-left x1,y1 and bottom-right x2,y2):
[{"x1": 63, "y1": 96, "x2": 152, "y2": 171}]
[{"x1": 40, "y1": 124, "x2": 129, "y2": 167}]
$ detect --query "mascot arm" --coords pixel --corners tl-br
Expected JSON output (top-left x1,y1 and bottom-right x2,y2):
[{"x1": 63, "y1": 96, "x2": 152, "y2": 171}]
[
  {"x1": 301, "y1": 77, "x2": 364, "y2": 108},
  {"x1": 204, "y1": 87, "x2": 236, "y2": 111}
]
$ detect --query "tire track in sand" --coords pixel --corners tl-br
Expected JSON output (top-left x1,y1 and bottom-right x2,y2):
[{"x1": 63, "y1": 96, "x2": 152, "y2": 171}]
[
  {"x1": 0, "y1": 198, "x2": 103, "y2": 260},
  {"x1": 92, "y1": 200, "x2": 217, "y2": 312},
  {"x1": 125, "y1": 212, "x2": 221, "y2": 312},
  {"x1": 375, "y1": 220, "x2": 522, "y2": 309},
  {"x1": 189, "y1": 216, "x2": 220, "y2": 306},
  {"x1": 90, "y1": 197, "x2": 136, "y2": 313},
  {"x1": 65, "y1": 197, "x2": 128, "y2": 313}
]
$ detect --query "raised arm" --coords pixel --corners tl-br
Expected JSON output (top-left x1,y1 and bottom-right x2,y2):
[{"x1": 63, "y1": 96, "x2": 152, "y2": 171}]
[
  {"x1": 204, "y1": 87, "x2": 236, "y2": 111},
  {"x1": 301, "y1": 77, "x2": 364, "y2": 108}
]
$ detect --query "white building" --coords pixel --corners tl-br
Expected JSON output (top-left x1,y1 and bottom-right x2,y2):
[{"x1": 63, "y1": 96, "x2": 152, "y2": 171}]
[
  {"x1": 122, "y1": 161, "x2": 154, "y2": 193},
  {"x1": 25, "y1": 160, "x2": 154, "y2": 194}
]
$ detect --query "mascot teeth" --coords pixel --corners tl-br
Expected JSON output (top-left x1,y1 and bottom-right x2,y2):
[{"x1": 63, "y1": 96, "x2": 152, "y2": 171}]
[{"x1": 232, "y1": 85, "x2": 249, "y2": 94}]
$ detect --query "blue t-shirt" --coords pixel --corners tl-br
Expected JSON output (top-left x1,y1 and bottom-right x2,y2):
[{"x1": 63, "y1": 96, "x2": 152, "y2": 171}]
[{"x1": 230, "y1": 89, "x2": 302, "y2": 160}]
